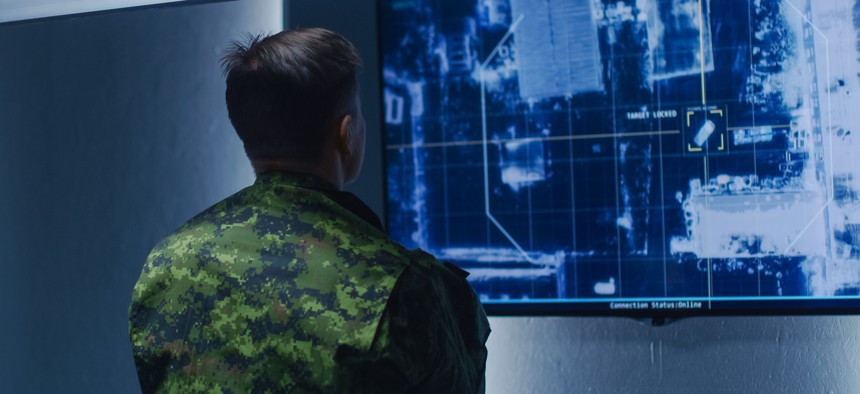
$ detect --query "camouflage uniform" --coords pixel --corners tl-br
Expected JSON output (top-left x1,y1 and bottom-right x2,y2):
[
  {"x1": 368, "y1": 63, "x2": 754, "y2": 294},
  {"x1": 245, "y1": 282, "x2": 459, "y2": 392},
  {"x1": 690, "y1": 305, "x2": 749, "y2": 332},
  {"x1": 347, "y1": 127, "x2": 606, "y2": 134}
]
[{"x1": 129, "y1": 171, "x2": 490, "y2": 393}]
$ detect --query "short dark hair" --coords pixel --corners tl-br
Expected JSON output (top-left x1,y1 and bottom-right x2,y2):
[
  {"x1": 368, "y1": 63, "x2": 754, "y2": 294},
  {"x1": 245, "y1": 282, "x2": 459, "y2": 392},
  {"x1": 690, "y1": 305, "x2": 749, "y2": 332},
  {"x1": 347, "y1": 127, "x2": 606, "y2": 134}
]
[{"x1": 221, "y1": 28, "x2": 362, "y2": 162}]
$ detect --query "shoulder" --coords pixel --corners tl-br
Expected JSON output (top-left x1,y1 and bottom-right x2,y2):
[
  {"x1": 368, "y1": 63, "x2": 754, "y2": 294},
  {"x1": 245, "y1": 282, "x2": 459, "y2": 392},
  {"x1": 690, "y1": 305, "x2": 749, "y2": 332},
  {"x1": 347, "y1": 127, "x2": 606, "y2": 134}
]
[
  {"x1": 131, "y1": 189, "x2": 258, "y2": 301},
  {"x1": 396, "y1": 250, "x2": 490, "y2": 346},
  {"x1": 397, "y1": 250, "x2": 477, "y2": 313},
  {"x1": 342, "y1": 250, "x2": 489, "y2": 392}
]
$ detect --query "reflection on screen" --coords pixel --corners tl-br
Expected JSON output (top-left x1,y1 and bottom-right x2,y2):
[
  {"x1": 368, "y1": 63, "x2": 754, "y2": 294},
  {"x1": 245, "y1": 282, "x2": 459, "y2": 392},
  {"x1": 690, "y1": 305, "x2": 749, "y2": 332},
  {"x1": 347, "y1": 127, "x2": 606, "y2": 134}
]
[{"x1": 381, "y1": 0, "x2": 860, "y2": 313}]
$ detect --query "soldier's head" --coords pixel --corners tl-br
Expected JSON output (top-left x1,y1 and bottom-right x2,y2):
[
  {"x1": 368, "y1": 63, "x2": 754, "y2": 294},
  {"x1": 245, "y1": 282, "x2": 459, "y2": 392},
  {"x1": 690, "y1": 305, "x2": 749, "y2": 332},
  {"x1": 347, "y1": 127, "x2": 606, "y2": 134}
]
[{"x1": 222, "y1": 28, "x2": 365, "y2": 188}]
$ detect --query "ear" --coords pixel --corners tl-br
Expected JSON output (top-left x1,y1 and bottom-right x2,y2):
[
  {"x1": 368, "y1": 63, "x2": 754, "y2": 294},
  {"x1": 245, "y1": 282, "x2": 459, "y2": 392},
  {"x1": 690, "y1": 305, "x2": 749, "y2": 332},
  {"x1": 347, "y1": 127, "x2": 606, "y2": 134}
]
[{"x1": 337, "y1": 114, "x2": 354, "y2": 156}]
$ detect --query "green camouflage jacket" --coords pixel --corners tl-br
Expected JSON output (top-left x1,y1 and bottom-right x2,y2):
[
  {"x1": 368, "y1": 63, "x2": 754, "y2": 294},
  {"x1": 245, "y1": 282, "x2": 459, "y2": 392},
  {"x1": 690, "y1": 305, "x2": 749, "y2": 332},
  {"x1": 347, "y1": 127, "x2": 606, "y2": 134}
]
[{"x1": 129, "y1": 171, "x2": 490, "y2": 393}]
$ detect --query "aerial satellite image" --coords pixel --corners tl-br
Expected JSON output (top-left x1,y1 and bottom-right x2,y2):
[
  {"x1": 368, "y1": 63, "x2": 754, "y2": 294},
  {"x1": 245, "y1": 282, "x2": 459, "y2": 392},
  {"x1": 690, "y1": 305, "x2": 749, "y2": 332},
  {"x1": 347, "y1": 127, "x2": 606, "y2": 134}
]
[{"x1": 381, "y1": 0, "x2": 860, "y2": 309}]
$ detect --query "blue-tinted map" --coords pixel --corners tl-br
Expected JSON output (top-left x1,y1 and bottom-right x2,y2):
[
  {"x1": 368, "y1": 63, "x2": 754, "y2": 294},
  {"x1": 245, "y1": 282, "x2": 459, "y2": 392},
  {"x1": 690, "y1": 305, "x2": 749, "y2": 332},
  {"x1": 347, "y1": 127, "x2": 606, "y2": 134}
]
[{"x1": 381, "y1": 0, "x2": 860, "y2": 311}]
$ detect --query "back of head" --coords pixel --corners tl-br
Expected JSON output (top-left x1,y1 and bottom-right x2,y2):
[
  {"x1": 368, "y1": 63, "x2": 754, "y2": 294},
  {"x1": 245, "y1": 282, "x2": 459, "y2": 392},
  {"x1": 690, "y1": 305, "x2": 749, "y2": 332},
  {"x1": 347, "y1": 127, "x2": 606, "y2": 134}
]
[{"x1": 222, "y1": 28, "x2": 362, "y2": 164}]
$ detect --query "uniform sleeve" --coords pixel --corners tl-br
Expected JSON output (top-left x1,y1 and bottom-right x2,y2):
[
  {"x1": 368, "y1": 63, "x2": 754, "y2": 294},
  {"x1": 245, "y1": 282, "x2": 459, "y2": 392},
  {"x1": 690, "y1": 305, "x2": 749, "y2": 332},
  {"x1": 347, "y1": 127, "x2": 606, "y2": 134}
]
[{"x1": 333, "y1": 259, "x2": 491, "y2": 393}]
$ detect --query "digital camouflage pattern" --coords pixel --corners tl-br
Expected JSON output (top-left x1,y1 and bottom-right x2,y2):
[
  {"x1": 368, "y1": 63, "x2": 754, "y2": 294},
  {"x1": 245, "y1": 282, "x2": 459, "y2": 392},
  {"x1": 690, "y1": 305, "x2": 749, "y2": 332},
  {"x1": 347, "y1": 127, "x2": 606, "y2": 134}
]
[{"x1": 129, "y1": 172, "x2": 489, "y2": 393}]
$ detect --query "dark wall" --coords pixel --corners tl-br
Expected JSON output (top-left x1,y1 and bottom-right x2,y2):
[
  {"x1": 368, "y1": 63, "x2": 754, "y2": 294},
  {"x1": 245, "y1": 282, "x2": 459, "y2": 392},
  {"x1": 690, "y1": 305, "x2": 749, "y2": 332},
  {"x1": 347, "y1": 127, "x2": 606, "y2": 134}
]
[
  {"x1": 288, "y1": 1, "x2": 860, "y2": 393},
  {"x1": 0, "y1": 1, "x2": 280, "y2": 392}
]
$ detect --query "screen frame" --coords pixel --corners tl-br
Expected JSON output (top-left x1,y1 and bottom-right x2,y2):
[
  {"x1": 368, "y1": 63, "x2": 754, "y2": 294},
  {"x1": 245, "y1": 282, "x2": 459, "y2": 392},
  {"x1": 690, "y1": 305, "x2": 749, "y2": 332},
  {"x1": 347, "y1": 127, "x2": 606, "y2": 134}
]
[{"x1": 374, "y1": 0, "x2": 860, "y2": 318}]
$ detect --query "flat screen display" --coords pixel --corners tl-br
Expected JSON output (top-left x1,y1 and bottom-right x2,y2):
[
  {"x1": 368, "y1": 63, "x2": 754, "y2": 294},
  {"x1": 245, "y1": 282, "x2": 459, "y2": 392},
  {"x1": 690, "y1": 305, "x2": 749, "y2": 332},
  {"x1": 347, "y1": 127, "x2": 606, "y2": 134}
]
[{"x1": 380, "y1": 0, "x2": 860, "y2": 316}]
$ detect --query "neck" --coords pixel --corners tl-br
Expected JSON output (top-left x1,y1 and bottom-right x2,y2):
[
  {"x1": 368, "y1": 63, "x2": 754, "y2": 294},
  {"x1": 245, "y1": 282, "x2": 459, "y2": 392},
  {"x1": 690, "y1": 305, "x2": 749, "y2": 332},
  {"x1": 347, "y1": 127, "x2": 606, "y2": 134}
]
[{"x1": 252, "y1": 155, "x2": 345, "y2": 190}]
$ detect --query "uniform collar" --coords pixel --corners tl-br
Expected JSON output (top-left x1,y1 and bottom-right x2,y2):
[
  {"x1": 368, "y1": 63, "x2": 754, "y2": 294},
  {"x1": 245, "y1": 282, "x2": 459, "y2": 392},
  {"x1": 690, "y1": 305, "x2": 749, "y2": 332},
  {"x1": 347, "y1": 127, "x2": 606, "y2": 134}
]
[
  {"x1": 254, "y1": 171, "x2": 385, "y2": 233},
  {"x1": 254, "y1": 170, "x2": 338, "y2": 191}
]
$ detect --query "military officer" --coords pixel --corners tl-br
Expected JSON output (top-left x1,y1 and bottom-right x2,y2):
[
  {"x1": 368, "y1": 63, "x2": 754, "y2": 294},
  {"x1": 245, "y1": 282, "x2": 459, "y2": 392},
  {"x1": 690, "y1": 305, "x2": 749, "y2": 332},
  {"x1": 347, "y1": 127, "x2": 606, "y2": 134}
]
[{"x1": 129, "y1": 28, "x2": 490, "y2": 393}]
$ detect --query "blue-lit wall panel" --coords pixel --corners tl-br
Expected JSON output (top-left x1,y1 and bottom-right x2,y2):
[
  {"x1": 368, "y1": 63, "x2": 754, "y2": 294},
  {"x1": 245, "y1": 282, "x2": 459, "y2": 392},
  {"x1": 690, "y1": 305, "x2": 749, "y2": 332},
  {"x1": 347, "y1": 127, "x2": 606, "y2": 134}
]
[
  {"x1": 0, "y1": 1, "x2": 280, "y2": 392},
  {"x1": 0, "y1": 0, "x2": 227, "y2": 24}
]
